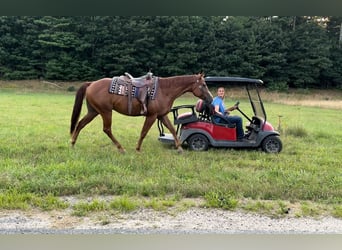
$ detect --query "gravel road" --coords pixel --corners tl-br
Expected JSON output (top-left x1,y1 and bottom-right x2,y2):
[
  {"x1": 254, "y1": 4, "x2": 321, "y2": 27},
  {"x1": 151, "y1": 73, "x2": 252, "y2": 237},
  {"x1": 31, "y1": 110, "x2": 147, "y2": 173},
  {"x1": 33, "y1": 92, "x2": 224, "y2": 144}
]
[{"x1": 1, "y1": 207, "x2": 341, "y2": 234}]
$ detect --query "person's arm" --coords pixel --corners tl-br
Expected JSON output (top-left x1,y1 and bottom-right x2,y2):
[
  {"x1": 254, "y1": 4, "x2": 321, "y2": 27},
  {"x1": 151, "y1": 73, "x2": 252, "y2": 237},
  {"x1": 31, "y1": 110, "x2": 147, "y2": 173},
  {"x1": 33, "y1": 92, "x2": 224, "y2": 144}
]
[
  {"x1": 225, "y1": 105, "x2": 237, "y2": 113},
  {"x1": 214, "y1": 105, "x2": 223, "y2": 115}
]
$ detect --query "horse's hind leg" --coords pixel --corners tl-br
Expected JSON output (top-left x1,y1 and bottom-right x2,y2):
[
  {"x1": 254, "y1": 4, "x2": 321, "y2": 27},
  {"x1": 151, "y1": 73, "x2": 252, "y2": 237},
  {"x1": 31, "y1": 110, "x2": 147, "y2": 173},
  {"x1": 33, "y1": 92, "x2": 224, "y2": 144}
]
[
  {"x1": 101, "y1": 111, "x2": 126, "y2": 153},
  {"x1": 71, "y1": 111, "x2": 98, "y2": 146}
]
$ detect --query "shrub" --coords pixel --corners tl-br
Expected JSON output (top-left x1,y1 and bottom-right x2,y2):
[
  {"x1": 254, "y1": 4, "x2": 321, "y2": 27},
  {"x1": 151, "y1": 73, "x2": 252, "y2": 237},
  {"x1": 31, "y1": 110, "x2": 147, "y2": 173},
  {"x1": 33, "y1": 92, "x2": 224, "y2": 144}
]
[{"x1": 67, "y1": 86, "x2": 76, "y2": 92}]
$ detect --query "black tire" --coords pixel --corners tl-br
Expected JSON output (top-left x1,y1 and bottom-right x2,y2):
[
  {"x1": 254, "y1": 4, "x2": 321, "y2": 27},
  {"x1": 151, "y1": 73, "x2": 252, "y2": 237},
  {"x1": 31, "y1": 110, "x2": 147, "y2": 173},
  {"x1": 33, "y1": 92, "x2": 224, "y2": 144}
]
[
  {"x1": 261, "y1": 135, "x2": 282, "y2": 153},
  {"x1": 188, "y1": 134, "x2": 209, "y2": 151}
]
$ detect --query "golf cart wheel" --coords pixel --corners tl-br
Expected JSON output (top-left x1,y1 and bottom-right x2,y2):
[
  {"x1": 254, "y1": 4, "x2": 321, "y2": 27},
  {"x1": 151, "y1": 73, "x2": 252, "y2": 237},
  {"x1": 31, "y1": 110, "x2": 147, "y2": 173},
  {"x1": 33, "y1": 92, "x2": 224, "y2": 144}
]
[
  {"x1": 261, "y1": 135, "x2": 282, "y2": 153},
  {"x1": 188, "y1": 134, "x2": 209, "y2": 151}
]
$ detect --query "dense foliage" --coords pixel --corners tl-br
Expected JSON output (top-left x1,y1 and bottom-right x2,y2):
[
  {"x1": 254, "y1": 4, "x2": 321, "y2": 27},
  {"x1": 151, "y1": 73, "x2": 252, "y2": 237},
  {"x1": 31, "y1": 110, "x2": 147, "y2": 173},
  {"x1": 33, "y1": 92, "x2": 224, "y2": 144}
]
[{"x1": 0, "y1": 16, "x2": 341, "y2": 89}]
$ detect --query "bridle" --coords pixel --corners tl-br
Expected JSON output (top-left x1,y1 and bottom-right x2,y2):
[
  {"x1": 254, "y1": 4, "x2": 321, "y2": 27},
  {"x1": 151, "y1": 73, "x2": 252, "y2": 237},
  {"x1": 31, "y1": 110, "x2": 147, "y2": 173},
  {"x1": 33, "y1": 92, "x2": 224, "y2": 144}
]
[{"x1": 194, "y1": 75, "x2": 212, "y2": 102}]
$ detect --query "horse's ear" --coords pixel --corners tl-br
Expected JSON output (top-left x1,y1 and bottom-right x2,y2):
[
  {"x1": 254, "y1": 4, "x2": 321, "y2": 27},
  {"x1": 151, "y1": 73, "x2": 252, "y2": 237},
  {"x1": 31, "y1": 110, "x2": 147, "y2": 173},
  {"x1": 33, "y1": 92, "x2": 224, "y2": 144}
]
[{"x1": 199, "y1": 71, "x2": 205, "y2": 77}]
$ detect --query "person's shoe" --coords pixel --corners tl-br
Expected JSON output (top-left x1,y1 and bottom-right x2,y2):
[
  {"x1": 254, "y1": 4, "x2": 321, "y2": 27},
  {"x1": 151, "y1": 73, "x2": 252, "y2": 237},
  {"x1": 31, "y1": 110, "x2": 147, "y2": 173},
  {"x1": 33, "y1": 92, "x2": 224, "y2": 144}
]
[
  {"x1": 237, "y1": 136, "x2": 254, "y2": 142},
  {"x1": 243, "y1": 133, "x2": 251, "y2": 138}
]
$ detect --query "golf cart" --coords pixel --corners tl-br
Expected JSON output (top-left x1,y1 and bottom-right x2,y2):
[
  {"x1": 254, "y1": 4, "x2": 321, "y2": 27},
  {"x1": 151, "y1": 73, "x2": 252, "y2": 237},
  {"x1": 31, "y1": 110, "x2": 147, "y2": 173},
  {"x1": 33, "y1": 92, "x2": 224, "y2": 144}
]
[{"x1": 157, "y1": 76, "x2": 282, "y2": 153}]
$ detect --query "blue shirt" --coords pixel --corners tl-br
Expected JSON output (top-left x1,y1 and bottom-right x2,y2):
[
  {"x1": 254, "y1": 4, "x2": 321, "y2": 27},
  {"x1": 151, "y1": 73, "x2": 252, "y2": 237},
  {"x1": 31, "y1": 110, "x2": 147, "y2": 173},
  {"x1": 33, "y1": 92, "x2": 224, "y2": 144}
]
[
  {"x1": 212, "y1": 96, "x2": 225, "y2": 123},
  {"x1": 212, "y1": 96, "x2": 225, "y2": 113}
]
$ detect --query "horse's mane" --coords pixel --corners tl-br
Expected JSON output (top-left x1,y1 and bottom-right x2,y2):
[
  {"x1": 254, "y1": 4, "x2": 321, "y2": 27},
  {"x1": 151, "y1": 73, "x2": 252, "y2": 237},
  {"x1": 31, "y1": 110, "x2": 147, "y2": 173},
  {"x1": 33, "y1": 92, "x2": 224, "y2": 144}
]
[{"x1": 159, "y1": 75, "x2": 197, "y2": 87}]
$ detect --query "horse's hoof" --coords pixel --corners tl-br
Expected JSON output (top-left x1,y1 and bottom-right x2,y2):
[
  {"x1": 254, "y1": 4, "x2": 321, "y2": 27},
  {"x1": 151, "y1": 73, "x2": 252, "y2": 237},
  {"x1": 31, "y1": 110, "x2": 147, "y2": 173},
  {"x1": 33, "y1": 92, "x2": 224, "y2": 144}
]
[
  {"x1": 177, "y1": 147, "x2": 183, "y2": 154},
  {"x1": 118, "y1": 148, "x2": 126, "y2": 154}
]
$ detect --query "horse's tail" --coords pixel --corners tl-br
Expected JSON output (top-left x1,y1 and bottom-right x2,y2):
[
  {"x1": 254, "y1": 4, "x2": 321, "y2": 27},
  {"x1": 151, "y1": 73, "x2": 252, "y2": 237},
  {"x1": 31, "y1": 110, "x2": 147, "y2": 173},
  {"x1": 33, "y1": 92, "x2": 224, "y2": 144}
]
[{"x1": 70, "y1": 82, "x2": 92, "y2": 134}]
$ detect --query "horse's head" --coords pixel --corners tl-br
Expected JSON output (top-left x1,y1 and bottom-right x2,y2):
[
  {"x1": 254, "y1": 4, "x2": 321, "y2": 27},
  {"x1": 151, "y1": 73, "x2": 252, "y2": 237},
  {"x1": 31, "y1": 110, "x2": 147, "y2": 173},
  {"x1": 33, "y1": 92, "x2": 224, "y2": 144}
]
[{"x1": 192, "y1": 73, "x2": 213, "y2": 103}]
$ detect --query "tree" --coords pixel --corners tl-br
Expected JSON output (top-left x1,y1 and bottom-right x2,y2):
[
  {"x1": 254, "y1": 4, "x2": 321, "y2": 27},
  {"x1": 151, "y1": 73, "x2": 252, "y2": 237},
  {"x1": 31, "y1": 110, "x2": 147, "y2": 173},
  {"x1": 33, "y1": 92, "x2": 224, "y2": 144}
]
[
  {"x1": 35, "y1": 16, "x2": 87, "y2": 80},
  {"x1": 285, "y1": 18, "x2": 332, "y2": 88},
  {"x1": 0, "y1": 16, "x2": 41, "y2": 79},
  {"x1": 324, "y1": 17, "x2": 342, "y2": 88},
  {"x1": 0, "y1": 16, "x2": 340, "y2": 89},
  {"x1": 251, "y1": 17, "x2": 290, "y2": 89},
  {"x1": 149, "y1": 16, "x2": 203, "y2": 75},
  {"x1": 326, "y1": 16, "x2": 342, "y2": 45}
]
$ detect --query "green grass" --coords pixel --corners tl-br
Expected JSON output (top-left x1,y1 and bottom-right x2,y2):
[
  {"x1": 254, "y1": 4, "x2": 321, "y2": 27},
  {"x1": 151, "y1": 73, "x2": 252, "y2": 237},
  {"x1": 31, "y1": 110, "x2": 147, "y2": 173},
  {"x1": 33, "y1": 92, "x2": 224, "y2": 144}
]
[
  {"x1": 0, "y1": 87, "x2": 341, "y2": 218},
  {"x1": 109, "y1": 196, "x2": 140, "y2": 212},
  {"x1": 0, "y1": 190, "x2": 68, "y2": 211},
  {"x1": 204, "y1": 190, "x2": 238, "y2": 210},
  {"x1": 72, "y1": 199, "x2": 108, "y2": 216}
]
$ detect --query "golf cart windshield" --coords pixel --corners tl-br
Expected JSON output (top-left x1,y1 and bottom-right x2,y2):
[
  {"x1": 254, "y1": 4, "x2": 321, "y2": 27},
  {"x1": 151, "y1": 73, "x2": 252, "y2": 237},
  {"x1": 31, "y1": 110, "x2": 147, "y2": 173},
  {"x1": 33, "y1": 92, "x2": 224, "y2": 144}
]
[{"x1": 246, "y1": 84, "x2": 267, "y2": 121}]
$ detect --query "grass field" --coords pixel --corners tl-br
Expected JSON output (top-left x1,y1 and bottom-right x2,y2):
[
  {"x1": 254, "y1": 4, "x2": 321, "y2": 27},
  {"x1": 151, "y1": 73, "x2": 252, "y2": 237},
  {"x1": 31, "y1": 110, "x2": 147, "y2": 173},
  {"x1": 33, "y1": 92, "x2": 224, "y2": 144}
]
[{"x1": 0, "y1": 81, "x2": 341, "y2": 218}]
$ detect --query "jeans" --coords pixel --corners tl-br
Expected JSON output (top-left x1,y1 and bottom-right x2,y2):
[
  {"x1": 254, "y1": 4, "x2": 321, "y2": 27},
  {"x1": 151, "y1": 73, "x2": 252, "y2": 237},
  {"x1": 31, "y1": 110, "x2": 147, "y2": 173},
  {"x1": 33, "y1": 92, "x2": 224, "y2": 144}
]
[{"x1": 226, "y1": 115, "x2": 244, "y2": 139}]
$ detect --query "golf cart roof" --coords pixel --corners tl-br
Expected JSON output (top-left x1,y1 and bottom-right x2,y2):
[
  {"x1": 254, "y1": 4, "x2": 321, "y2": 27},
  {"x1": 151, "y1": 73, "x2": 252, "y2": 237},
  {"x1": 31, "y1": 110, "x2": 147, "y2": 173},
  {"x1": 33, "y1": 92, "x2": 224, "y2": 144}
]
[{"x1": 205, "y1": 76, "x2": 263, "y2": 85}]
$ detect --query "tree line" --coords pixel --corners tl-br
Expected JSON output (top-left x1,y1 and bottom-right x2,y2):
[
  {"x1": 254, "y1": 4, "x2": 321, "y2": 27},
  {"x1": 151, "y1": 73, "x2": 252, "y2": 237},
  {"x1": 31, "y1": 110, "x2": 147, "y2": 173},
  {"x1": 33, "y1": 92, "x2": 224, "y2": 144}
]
[{"x1": 0, "y1": 16, "x2": 341, "y2": 89}]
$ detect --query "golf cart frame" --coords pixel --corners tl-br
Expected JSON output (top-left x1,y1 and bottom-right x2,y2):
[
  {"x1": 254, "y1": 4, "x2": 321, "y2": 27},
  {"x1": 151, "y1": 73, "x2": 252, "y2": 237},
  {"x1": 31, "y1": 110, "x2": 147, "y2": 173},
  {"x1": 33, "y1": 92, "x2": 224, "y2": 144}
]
[{"x1": 158, "y1": 76, "x2": 282, "y2": 153}]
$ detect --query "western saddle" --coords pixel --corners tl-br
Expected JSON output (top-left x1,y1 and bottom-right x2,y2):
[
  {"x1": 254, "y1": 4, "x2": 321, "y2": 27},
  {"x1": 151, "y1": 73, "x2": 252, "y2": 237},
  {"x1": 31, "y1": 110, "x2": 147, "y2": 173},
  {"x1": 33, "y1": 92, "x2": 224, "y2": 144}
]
[{"x1": 121, "y1": 72, "x2": 153, "y2": 115}]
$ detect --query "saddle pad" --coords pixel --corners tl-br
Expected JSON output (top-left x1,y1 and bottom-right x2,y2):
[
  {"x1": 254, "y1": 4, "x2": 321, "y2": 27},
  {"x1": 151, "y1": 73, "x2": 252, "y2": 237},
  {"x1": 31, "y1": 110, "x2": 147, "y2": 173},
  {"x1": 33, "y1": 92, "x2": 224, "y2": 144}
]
[
  {"x1": 147, "y1": 77, "x2": 158, "y2": 100},
  {"x1": 109, "y1": 76, "x2": 159, "y2": 100},
  {"x1": 109, "y1": 77, "x2": 138, "y2": 97}
]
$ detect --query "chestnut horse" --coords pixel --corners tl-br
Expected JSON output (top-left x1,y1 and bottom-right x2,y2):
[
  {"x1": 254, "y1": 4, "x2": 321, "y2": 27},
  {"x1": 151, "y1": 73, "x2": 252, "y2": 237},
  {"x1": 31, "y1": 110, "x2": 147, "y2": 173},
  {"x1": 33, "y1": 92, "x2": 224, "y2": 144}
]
[{"x1": 70, "y1": 73, "x2": 213, "y2": 153}]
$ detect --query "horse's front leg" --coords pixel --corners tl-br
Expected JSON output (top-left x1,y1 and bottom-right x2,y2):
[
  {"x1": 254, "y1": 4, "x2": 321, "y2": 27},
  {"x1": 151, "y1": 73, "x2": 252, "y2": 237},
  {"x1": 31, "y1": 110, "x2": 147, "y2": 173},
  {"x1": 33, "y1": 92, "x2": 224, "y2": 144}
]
[
  {"x1": 159, "y1": 115, "x2": 183, "y2": 153},
  {"x1": 136, "y1": 115, "x2": 158, "y2": 152}
]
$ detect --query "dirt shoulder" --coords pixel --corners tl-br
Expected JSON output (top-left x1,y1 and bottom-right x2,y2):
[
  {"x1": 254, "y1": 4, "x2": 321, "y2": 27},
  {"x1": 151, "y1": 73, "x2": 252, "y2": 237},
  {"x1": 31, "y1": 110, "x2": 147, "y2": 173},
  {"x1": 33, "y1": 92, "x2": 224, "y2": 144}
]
[{"x1": 1, "y1": 207, "x2": 341, "y2": 234}]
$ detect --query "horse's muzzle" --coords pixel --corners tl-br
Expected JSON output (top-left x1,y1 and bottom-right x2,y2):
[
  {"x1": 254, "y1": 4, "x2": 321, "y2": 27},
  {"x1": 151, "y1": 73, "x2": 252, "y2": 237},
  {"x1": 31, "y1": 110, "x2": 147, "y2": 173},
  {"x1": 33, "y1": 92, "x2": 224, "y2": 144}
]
[{"x1": 205, "y1": 93, "x2": 213, "y2": 103}]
